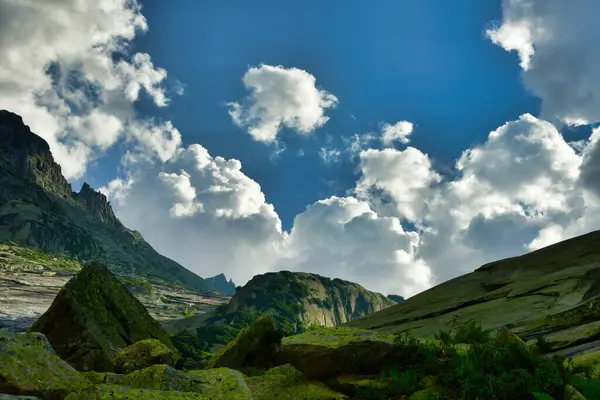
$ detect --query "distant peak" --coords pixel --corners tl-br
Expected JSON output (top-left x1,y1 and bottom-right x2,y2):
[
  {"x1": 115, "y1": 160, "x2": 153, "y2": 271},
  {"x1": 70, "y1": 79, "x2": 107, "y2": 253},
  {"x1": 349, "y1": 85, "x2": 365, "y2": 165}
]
[{"x1": 73, "y1": 182, "x2": 118, "y2": 226}]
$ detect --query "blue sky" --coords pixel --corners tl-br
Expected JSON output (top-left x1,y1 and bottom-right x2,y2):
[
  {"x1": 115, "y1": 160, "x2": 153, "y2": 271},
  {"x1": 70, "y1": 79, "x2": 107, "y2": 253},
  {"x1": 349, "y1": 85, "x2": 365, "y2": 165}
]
[
  {"x1": 3, "y1": 0, "x2": 600, "y2": 296},
  {"x1": 94, "y1": 0, "x2": 543, "y2": 230}
]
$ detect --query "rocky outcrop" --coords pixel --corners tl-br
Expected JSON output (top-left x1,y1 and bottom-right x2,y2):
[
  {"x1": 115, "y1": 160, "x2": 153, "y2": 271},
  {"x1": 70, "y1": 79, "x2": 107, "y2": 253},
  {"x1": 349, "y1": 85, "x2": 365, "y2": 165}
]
[
  {"x1": 0, "y1": 110, "x2": 209, "y2": 292},
  {"x1": 204, "y1": 273, "x2": 236, "y2": 295},
  {"x1": 227, "y1": 271, "x2": 397, "y2": 330},
  {"x1": 208, "y1": 315, "x2": 282, "y2": 370},
  {"x1": 29, "y1": 263, "x2": 177, "y2": 372},
  {"x1": 345, "y1": 229, "x2": 600, "y2": 361},
  {"x1": 0, "y1": 110, "x2": 72, "y2": 199},
  {"x1": 280, "y1": 326, "x2": 395, "y2": 379}
]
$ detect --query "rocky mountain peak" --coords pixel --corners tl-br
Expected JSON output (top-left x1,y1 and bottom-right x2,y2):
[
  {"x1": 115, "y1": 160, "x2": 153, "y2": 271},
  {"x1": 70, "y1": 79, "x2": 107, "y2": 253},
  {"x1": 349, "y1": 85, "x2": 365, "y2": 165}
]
[
  {"x1": 205, "y1": 273, "x2": 236, "y2": 295},
  {"x1": 0, "y1": 110, "x2": 72, "y2": 198},
  {"x1": 72, "y1": 182, "x2": 119, "y2": 226}
]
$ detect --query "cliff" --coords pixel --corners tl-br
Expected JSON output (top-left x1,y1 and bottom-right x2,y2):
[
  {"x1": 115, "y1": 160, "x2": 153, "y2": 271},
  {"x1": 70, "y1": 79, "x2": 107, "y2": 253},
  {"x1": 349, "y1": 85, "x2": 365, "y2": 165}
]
[
  {"x1": 0, "y1": 109, "x2": 209, "y2": 291},
  {"x1": 204, "y1": 273, "x2": 236, "y2": 295},
  {"x1": 226, "y1": 271, "x2": 397, "y2": 330}
]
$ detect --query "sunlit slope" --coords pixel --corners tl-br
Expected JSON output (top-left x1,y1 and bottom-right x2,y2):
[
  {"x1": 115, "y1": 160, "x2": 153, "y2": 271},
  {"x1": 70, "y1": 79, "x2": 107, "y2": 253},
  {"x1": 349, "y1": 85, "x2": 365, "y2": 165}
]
[{"x1": 345, "y1": 229, "x2": 600, "y2": 342}]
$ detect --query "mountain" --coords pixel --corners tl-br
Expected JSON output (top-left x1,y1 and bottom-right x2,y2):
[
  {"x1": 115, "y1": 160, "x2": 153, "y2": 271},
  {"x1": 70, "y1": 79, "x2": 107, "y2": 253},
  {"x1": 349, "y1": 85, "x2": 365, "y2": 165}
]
[
  {"x1": 164, "y1": 270, "x2": 397, "y2": 356},
  {"x1": 204, "y1": 273, "x2": 236, "y2": 295},
  {"x1": 386, "y1": 294, "x2": 405, "y2": 303},
  {"x1": 345, "y1": 228, "x2": 600, "y2": 359},
  {"x1": 0, "y1": 110, "x2": 208, "y2": 291},
  {"x1": 226, "y1": 271, "x2": 397, "y2": 329}
]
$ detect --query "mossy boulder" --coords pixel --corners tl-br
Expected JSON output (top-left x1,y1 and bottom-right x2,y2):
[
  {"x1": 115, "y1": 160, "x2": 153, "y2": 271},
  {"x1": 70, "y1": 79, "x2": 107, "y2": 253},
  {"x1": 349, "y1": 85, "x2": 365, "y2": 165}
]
[
  {"x1": 208, "y1": 315, "x2": 282, "y2": 369},
  {"x1": 187, "y1": 368, "x2": 253, "y2": 399},
  {"x1": 245, "y1": 363, "x2": 348, "y2": 399},
  {"x1": 281, "y1": 326, "x2": 395, "y2": 379},
  {"x1": 0, "y1": 332, "x2": 92, "y2": 399},
  {"x1": 122, "y1": 364, "x2": 207, "y2": 392},
  {"x1": 114, "y1": 339, "x2": 179, "y2": 374},
  {"x1": 331, "y1": 375, "x2": 387, "y2": 396},
  {"x1": 29, "y1": 263, "x2": 176, "y2": 372},
  {"x1": 80, "y1": 371, "x2": 126, "y2": 385},
  {"x1": 64, "y1": 384, "x2": 210, "y2": 399},
  {"x1": 495, "y1": 327, "x2": 525, "y2": 345},
  {"x1": 0, "y1": 395, "x2": 43, "y2": 399}
]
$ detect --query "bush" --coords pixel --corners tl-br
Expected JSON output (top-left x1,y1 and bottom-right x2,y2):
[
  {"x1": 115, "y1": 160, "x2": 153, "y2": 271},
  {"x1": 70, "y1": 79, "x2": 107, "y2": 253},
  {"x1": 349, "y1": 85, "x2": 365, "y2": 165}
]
[{"x1": 365, "y1": 325, "x2": 573, "y2": 400}]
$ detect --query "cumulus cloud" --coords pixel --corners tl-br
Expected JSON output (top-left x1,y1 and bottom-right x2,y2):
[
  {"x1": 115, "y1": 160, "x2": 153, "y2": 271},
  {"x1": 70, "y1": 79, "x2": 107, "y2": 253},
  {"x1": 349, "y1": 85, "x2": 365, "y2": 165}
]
[
  {"x1": 227, "y1": 64, "x2": 338, "y2": 143},
  {"x1": 381, "y1": 121, "x2": 414, "y2": 146},
  {"x1": 0, "y1": 0, "x2": 181, "y2": 178},
  {"x1": 355, "y1": 147, "x2": 441, "y2": 222},
  {"x1": 488, "y1": 0, "x2": 600, "y2": 125}
]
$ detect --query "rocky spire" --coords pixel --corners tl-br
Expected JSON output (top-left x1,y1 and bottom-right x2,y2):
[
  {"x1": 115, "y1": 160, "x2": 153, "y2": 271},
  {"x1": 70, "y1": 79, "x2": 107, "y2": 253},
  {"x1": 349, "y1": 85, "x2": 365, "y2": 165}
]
[
  {"x1": 72, "y1": 182, "x2": 119, "y2": 226},
  {"x1": 0, "y1": 110, "x2": 72, "y2": 198}
]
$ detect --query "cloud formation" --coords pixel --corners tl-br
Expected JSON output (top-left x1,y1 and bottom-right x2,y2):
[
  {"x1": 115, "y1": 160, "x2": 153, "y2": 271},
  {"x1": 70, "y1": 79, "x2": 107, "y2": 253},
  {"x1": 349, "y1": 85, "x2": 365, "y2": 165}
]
[
  {"x1": 228, "y1": 64, "x2": 338, "y2": 143},
  {"x1": 0, "y1": 0, "x2": 180, "y2": 178},
  {"x1": 488, "y1": 0, "x2": 600, "y2": 126},
  {"x1": 381, "y1": 121, "x2": 414, "y2": 146}
]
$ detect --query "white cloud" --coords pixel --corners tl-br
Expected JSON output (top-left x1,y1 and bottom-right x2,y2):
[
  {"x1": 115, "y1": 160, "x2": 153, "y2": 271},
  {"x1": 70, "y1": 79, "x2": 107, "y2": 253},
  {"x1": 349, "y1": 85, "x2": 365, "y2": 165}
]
[
  {"x1": 228, "y1": 64, "x2": 338, "y2": 142},
  {"x1": 488, "y1": 0, "x2": 600, "y2": 125},
  {"x1": 0, "y1": 0, "x2": 180, "y2": 179},
  {"x1": 319, "y1": 148, "x2": 342, "y2": 164},
  {"x1": 381, "y1": 121, "x2": 414, "y2": 146},
  {"x1": 356, "y1": 147, "x2": 441, "y2": 222}
]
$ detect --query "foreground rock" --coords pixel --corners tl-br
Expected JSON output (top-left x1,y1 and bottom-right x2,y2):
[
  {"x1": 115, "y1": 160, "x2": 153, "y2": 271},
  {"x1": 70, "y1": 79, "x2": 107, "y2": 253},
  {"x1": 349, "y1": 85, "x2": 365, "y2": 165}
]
[
  {"x1": 64, "y1": 385, "x2": 208, "y2": 400},
  {"x1": 208, "y1": 315, "x2": 282, "y2": 369},
  {"x1": 187, "y1": 368, "x2": 253, "y2": 399},
  {"x1": 0, "y1": 332, "x2": 92, "y2": 399},
  {"x1": 29, "y1": 263, "x2": 177, "y2": 372},
  {"x1": 281, "y1": 326, "x2": 395, "y2": 379},
  {"x1": 245, "y1": 364, "x2": 347, "y2": 400},
  {"x1": 114, "y1": 339, "x2": 178, "y2": 374}
]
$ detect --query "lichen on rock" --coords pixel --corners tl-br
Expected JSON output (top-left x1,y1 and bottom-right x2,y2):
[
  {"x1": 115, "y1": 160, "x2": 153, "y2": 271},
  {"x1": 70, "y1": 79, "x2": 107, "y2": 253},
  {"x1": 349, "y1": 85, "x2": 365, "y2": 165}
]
[
  {"x1": 114, "y1": 339, "x2": 178, "y2": 374},
  {"x1": 281, "y1": 326, "x2": 395, "y2": 379},
  {"x1": 187, "y1": 368, "x2": 253, "y2": 399},
  {"x1": 0, "y1": 331, "x2": 92, "y2": 399},
  {"x1": 28, "y1": 262, "x2": 176, "y2": 372},
  {"x1": 245, "y1": 363, "x2": 348, "y2": 399},
  {"x1": 208, "y1": 315, "x2": 282, "y2": 369}
]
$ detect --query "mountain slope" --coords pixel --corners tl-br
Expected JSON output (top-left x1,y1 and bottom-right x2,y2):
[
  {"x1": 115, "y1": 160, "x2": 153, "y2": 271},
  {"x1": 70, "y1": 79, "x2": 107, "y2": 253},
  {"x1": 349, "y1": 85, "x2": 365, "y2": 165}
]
[
  {"x1": 0, "y1": 109, "x2": 207, "y2": 291},
  {"x1": 344, "y1": 229, "x2": 600, "y2": 358}
]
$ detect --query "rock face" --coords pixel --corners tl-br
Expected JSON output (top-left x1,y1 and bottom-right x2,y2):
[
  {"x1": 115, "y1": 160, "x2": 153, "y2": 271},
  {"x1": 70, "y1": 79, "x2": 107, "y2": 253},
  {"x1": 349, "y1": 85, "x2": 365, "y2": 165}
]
[
  {"x1": 0, "y1": 110, "x2": 208, "y2": 292},
  {"x1": 227, "y1": 271, "x2": 397, "y2": 330},
  {"x1": 29, "y1": 263, "x2": 177, "y2": 372},
  {"x1": 345, "y1": 229, "x2": 600, "y2": 360},
  {"x1": 204, "y1": 273, "x2": 236, "y2": 295},
  {"x1": 0, "y1": 331, "x2": 92, "y2": 399},
  {"x1": 280, "y1": 326, "x2": 395, "y2": 379},
  {"x1": 114, "y1": 339, "x2": 178, "y2": 374}
]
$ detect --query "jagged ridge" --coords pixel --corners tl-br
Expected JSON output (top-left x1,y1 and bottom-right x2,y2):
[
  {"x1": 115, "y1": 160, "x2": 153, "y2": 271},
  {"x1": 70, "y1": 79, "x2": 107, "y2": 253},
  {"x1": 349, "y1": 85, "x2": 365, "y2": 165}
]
[{"x1": 0, "y1": 110, "x2": 209, "y2": 291}]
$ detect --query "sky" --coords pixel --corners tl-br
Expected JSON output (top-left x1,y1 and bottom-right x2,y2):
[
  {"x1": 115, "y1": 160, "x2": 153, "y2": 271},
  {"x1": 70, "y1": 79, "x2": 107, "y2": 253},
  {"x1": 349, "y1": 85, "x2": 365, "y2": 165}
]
[{"x1": 1, "y1": 0, "x2": 600, "y2": 298}]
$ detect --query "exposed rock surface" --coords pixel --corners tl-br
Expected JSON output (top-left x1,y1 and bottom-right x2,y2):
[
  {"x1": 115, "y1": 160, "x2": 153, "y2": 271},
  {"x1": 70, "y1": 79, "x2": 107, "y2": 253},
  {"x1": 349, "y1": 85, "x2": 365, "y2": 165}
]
[
  {"x1": 29, "y1": 263, "x2": 177, "y2": 372},
  {"x1": 0, "y1": 110, "x2": 209, "y2": 292},
  {"x1": 346, "y1": 229, "x2": 600, "y2": 360},
  {"x1": 227, "y1": 271, "x2": 396, "y2": 330}
]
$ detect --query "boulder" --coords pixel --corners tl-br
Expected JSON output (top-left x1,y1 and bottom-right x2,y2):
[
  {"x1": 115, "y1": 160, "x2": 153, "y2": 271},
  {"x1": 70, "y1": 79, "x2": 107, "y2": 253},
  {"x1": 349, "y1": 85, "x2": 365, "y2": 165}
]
[
  {"x1": 0, "y1": 332, "x2": 92, "y2": 399},
  {"x1": 245, "y1": 363, "x2": 348, "y2": 400},
  {"x1": 64, "y1": 384, "x2": 209, "y2": 400},
  {"x1": 122, "y1": 364, "x2": 207, "y2": 392},
  {"x1": 495, "y1": 327, "x2": 525, "y2": 345},
  {"x1": 81, "y1": 371, "x2": 126, "y2": 385},
  {"x1": 208, "y1": 315, "x2": 282, "y2": 369},
  {"x1": 114, "y1": 339, "x2": 178, "y2": 374},
  {"x1": 281, "y1": 326, "x2": 395, "y2": 379},
  {"x1": 187, "y1": 368, "x2": 253, "y2": 399},
  {"x1": 29, "y1": 263, "x2": 176, "y2": 372}
]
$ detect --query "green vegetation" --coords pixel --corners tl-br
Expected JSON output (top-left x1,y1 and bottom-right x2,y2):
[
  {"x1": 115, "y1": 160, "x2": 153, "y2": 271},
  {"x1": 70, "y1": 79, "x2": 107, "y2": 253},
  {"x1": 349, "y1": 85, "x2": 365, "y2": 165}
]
[{"x1": 347, "y1": 322, "x2": 598, "y2": 400}]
